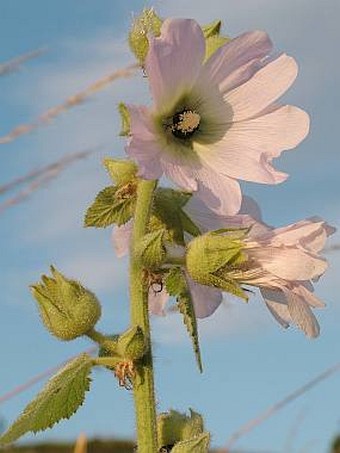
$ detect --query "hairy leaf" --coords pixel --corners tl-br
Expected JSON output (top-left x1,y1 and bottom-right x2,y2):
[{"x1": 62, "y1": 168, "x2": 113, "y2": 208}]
[
  {"x1": 137, "y1": 229, "x2": 166, "y2": 269},
  {"x1": 103, "y1": 157, "x2": 137, "y2": 185},
  {"x1": 84, "y1": 186, "x2": 134, "y2": 228},
  {"x1": 0, "y1": 354, "x2": 93, "y2": 445},
  {"x1": 165, "y1": 269, "x2": 202, "y2": 372}
]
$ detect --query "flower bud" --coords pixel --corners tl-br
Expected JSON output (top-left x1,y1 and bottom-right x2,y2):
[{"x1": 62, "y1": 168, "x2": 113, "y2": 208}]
[
  {"x1": 157, "y1": 409, "x2": 206, "y2": 450},
  {"x1": 128, "y1": 8, "x2": 162, "y2": 65},
  {"x1": 30, "y1": 266, "x2": 101, "y2": 341},
  {"x1": 186, "y1": 230, "x2": 248, "y2": 300}
]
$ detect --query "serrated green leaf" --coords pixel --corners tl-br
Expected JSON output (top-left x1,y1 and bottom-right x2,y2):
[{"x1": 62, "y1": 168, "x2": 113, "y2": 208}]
[
  {"x1": 84, "y1": 186, "x2": 134, "y2": 228},
  {"x1": 0, "y1": 354, "x2": 93, "y2": 446},
  {"x1": 164, "y1": 268, "x2": 186, "y2": 297},
  {"x1": 118, "y1": 103, "x2": 131, "y2": 136},
  {"x1": 178, "y1": 290, "x2": 203, "y2": 373},
  {"x1": 171, "y1": 432, "x2": 210, "y2": 453},
  {"x1": 103, "y1": 158, "x2": 137, "y2": 185},
  {"x1": 137, "y1": 229, "x2": 166, "y2": 269},
  {"x1": 153, "y1": 189, "x2": 193, "y2": 245},
  {"x1": 179, "y1": 210, "x2": 201, "y2": 237},
  {"x1": 164, "y1": 269, "x2": 202, "y2": 371}
]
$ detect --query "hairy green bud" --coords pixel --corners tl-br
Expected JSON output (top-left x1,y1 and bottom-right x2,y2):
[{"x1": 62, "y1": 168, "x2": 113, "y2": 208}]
[
  {"x1": 30, "y1": 266, "x2": 101, "y2": 341},
  {"x1": 158, "y1": 409, "x2": 207, "y2": 451},
  {"x1": 186, "y1": 230, "x2": 248, "y2": 300},
  {"x1": 128, "y1": 8, "x2": 162, "y2": 65}
]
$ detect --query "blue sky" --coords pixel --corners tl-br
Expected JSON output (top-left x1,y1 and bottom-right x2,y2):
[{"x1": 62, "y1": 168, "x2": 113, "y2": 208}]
[{"x1": 1, "y1": 0, "x2": 340, "y2": 451}]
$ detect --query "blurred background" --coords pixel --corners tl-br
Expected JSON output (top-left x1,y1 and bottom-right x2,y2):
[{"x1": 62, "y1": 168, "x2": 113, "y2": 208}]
[{"x1": 1, "y1": 0, "x2": 340, "y2": 452}]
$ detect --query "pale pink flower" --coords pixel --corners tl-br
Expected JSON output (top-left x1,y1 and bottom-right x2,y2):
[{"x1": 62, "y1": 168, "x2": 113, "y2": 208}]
[
  {"x1": 126, "y1": 18, "x2": 309, "y2": 215},
  {"x1": 111, "y1": 221, "x2": 222, "y2": 318},
  {"x1": 185, "y1": 196, "x2": 335, "y2": 337}
]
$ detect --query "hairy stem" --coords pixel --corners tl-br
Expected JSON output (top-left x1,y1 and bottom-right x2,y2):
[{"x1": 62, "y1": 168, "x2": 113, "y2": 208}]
[{"x1": 130, "y1": 179, "x2": 158, "y2": 453}]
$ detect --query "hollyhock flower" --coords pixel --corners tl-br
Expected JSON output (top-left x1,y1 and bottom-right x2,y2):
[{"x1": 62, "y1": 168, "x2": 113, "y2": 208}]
[
  {"x1": 126, "y1": 18, "x2": 309, "y2": 215},
  {"x1": 185, "y1": 196, "x2": 335, "y2": 337},
  {"x1": 111, "y1": 220, "x2": 222, "y2": 318}
]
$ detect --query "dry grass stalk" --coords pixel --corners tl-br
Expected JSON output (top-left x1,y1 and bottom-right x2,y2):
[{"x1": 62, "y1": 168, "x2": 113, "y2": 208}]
[
  {"x1": 74, "y1": 433, "x2": 88, "y2": 453},
  {"x1": 0, "y1": 48, "x2": 47, "y2": 76},
  {"x1": 0, "y1": 347, "x2": 97, "y2": 405},
  {"x1": 0, "y1": 148, "x2": 97, "y2": 214},
  {"x1": 220, "y1": 361, "x2": 340, "y2": 452},
  {"x1": 0, "y1": 63, "x2": 138, "y2": 144}
]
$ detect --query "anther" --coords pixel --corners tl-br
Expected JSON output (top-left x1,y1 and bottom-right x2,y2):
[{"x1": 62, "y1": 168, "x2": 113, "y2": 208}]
[{"x1": 171, "y1": 109, "x2": 200, "y2": 139}]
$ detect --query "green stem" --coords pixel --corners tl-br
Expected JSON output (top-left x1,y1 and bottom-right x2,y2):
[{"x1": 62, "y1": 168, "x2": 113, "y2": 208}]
[{"x1": 130, "y1": 179, "x2": 158, "y2": 453}]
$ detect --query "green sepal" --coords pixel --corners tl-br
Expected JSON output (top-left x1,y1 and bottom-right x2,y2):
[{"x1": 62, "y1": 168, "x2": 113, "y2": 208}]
[
  {"x1": 171, "y1": 433, "x2": 210, "y2": 452},
  {"x1": 31, "y1": 267, "x2": 101, "y2": 341},
  {"x1": 157, "y1": 409, "x2": 207, "y2": 451},
  {"x1": 0, "y1": 354, "x2": 93, "y2": 446},
  {"x1": 117, "y1": 326, "x2": 147, "y2": 361},
  {"x1": 202, "y1": 20, "x2": 222, "y2": 38},
  {"x1": 103, "y1": 157, "x2": 137, "y2": 185},
  {"x1": 165, "y1": 269, "x2": 203, "y2": 372},
  {"x1": 84, "y1": 185, "x2": 135, "y2": 228},
  {"x1": 117, "y1": 103, "x2": 131, "y2": 137},
  {"x1": 205, "y1": 34, "x2": 231, "y2": 60},
  {"x1": 202, "y1": 19, "x2": 231, "y2": 60},
  {"x1": 186, "y1": 230, "x2": 249, "y2": 302},
  {"x1": 136, "y1": 229, "x2": 166, "y2": 269},
  {"x1": 128, "y1": 8, "x2": 162, "y2": 64}
]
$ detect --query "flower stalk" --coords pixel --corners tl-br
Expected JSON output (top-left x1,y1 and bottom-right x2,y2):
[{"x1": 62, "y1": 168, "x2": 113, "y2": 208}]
[{"x1": 129, "y1": 179, "x2": 158, "y2": 452}]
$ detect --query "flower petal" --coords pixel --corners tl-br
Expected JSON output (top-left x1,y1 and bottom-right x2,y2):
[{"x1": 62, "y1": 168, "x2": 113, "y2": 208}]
[
  {"x1": 261, "y1": 288, "x2": 292, "y2": 329},
  {"x1": 202, "y1": 104, "x2": 309, "y2": 184},
  {"x1": 112, "y1": 221, "x2": 133, "y2": 258},
  {"x1": 292, "y1": 284, "x2": 325, "y2": 308},
  {"x1": 148, "y1": 288, "x2": 169, "y2": 316},
  {"x1": 126, "y1": 105, "x2": 163, "y2": 179},
  {"x1": 194, "y1": 156, "x2": 242, "y2": 215},
  {"x1": 203, "y1": 30, "x2": 272, "y2": 91},
  {"x1": 284, "y1": 288, "x2": 320, "y2": 338},
  {"x1": 248, "y1": 246, "x2": 328, "y2": 281},
  {"x1": 185, "y1": 275, "x2": 223, "y2": 318},
  {"x1": 184, "y1": 193, "x2": 255, "y2": 233},
  {"x1": 161, "y1": 155, "x2": 198, "y2": 191},
  {"x1": 224, "y1": 54, "x2": 298, "y2": 121},
  {"x1": 146, "y1": 18, "x2": 205, "y2": 110}
]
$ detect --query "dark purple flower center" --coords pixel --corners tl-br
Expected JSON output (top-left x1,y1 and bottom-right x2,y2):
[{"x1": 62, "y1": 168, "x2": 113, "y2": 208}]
[{"x1": 171, "y1": 109, "x2": 200, "y2": 139}]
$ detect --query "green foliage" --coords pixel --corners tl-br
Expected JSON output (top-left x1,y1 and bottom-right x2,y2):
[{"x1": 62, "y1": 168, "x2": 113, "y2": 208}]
[
  {"x1": 171, "y1": 433, "x2": 210, "y2": 452},
  {"x1": 202, "y1": 18, "x2": 231, "y2": 60},
  {"x1": 165, "y1": 269, "x2": 203, "y2": 372},
  {"x1": 186, "y1": 231, "x2": 248, "y2": 301},
  {"x1": 103, "y1": 157, "x2": 137, "y2": 185},
  {"x1": 117, "y1": 326, "x2": 147, "y2": 360},
  {"x1": 158, "y1": 409, "x2": 209, "y2": 453},
  {"x1": 153, "y1": 189, "x2": 200, "y2": 244},
  {"x1": 136, "y1": 229, "x2": 166, "y2": 269},
  {"x1": 0, "y1": 354, "x2": 93, "y2": 446},
  {"x1": 202, "y1": 20, "x2": 222, "y2": 38},
  {"x1": 30, "y1": 267, "x2": 101, "y2": 341},
  {"x1": 117, "y1": 103, "x2": 131, "y2": 137},
  {"x1": 205, "y1": 35, "x2": 230, "y2": 60},
  {"x1": 128, "y1": 8, "x2": 162, "y2": 64},
  {"x1": 84, "y1": 186, "x2": 134, "y2": 228}
]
